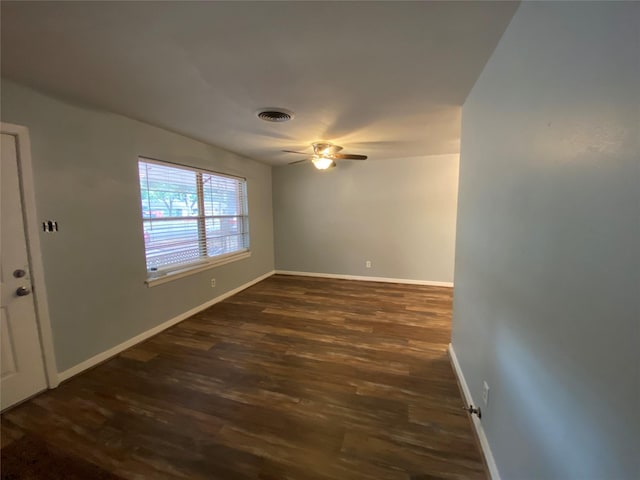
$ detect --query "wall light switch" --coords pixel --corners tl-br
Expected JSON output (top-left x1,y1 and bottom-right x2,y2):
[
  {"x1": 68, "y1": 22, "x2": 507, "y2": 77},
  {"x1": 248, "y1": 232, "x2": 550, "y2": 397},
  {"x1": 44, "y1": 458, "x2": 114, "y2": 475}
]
[
  {"x1": 366, "y1": 260, "x2": 372, "y2": 268},
  {"x1": 42, "y1": 220, "x2": 58, "y2": 232}
]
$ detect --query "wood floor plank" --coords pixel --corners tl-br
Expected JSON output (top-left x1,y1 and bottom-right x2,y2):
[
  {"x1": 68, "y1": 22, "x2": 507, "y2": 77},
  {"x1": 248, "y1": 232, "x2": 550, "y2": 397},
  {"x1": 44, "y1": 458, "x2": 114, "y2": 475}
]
[{"x1": 1, "y1": 275, "x2": 486, "y2": 479}]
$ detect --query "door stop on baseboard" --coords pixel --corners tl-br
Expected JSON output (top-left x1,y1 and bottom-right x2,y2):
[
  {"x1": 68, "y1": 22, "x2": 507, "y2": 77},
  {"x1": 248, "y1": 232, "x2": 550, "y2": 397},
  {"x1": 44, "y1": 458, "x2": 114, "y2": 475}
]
[{"x1": 463, "y1": 404, "x2": 482, "y2": 419}]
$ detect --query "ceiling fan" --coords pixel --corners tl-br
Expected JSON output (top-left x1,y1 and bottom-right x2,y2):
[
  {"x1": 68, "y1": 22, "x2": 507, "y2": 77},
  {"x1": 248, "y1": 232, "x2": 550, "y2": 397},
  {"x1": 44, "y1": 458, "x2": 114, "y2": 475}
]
[{"x1": 283, "y1": 142, "x2": 367, "y2": 170}]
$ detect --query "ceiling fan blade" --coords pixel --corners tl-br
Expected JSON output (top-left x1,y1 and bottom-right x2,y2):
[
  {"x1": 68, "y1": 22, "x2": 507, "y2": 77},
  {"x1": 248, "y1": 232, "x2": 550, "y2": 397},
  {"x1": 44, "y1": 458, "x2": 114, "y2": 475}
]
[
  {"x1": 282, "y1": 149, "x2": 309, "y2": 155},
  {"x1": 288, "y1": 158, "x2": 309, "y2": 165},
  {"x1": 333, "y1": 153, "x2": 368, "y2": 160}
]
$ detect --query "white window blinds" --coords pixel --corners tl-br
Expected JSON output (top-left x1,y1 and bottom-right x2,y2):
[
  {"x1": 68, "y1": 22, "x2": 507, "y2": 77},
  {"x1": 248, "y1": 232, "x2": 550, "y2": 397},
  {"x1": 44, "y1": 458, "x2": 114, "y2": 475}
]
[{"x1": 138, "y1": 158, "x2": 249, "y2": 275}]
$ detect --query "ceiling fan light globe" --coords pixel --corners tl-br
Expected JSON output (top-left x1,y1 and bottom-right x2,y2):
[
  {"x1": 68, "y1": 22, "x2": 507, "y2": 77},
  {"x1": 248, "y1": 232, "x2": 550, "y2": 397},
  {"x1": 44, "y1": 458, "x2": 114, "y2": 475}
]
[{"x1": 312, "y1": 157, "x2": 334, "y2": 170}]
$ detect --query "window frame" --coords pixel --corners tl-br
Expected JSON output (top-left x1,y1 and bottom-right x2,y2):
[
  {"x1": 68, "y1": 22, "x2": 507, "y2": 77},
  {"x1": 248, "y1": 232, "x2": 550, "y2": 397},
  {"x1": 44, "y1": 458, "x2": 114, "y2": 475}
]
[{"x1": 137, "y1": 156, "x2": 250, "y2": 287}]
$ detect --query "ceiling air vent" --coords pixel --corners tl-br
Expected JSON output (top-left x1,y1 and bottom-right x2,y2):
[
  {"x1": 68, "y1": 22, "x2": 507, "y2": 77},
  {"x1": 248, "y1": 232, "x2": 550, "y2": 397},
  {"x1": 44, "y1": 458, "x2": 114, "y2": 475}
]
[{"x1": 257, "y1": 109, "x2": 293, "y2": 123}]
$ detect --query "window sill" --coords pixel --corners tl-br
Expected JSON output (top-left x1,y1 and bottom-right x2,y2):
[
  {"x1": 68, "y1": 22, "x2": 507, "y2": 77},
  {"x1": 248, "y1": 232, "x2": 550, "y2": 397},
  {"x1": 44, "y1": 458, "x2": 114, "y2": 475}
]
[{"x1": 145, "y1": 251, "x2": 251, "y2": 287}]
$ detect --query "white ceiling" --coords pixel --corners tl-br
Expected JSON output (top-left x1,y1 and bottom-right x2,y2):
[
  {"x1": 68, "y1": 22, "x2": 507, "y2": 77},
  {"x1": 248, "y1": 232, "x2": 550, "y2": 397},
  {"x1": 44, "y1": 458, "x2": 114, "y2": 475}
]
[{"x1": 1, "y1": 1, "x2": 518, "y2": 165}]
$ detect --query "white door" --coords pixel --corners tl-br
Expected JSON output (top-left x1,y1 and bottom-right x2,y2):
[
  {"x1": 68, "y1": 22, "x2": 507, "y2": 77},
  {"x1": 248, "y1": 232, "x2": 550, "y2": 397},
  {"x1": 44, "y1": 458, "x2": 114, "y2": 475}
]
[{"x1": 1, "y1": 132, "x2": 47, "y2": 410}]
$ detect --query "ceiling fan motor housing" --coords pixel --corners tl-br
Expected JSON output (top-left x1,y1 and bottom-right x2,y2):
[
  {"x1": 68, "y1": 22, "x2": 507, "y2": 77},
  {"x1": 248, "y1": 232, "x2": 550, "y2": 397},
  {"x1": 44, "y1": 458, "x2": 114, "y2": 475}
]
[{"x1": 312, "y1": 142, "x2": 342, "y2": 156}]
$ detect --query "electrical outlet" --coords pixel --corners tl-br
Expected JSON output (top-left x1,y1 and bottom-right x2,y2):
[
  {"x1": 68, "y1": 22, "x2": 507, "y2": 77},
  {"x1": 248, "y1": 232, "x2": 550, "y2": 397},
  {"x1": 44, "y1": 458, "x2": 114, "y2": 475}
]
[
  {"x1": 482, "y1": 381, "x2": 490, "y2": 406},
  {"x1": 365, "y1": 260, "x2": 372, "y2": 268},
  {"x1": 211, "y1": 278, "x2": 216, "y2": 288}
]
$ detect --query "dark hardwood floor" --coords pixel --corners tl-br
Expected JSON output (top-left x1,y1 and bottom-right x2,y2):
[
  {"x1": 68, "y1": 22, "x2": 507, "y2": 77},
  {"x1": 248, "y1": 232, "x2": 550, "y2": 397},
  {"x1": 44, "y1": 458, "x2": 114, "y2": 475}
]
[{"x1": 1, "y1": 275, "x2": 486, "y2": 479}]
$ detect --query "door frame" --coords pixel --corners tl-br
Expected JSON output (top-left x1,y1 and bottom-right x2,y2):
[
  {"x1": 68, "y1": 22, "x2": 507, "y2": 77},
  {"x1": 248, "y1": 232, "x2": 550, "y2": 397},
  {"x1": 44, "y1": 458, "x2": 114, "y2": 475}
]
[{"x1": 1, "y1": 122, "x2": 59, "y2": 388}]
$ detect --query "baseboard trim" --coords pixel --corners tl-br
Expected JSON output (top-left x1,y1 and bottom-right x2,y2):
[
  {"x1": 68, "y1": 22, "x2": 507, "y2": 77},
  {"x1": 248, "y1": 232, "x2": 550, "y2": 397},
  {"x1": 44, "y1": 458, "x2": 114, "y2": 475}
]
[
  {"x1": 58, "y1": 270, "x2": 275, "y2": 382},
  {"x1": 275, "y1": 270, "x2": 453, "y2": 287},
  {"x1": 448, "y1": 343, "x2": 501, "y2": 480}
]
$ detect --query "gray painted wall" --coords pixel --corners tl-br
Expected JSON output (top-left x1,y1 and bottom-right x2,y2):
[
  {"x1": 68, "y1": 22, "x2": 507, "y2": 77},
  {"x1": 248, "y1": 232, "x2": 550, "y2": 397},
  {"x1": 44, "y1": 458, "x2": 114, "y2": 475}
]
[
  {"x1": 1, "y1": 80, "x2": 275, "y2": 372},
  {"x1": 273, "y1": 154, "x2": 459, "y2": 282},
  {"x1": 452, "y1": 2, "x2": 639, "y2": 479}
]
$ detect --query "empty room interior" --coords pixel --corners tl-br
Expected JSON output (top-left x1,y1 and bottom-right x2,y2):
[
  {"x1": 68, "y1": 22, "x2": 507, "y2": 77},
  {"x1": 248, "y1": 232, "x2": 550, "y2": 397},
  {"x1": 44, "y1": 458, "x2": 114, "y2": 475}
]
[{"x1": 1, "y1": 1, "x2": 638, "y2": 479}]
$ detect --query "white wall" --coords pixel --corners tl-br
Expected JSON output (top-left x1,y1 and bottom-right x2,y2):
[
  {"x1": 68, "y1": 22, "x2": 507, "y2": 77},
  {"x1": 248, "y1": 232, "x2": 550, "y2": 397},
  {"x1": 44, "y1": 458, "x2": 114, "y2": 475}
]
[
  {"x1": 1, "y1": 79, "x2": 275, "y2": 373},
  {"x1": 273, "y1": 154, "x2": 459, "y2": 283},
  {"x1": 452, "y1": 2, "x2": 639, "y2": 479}
]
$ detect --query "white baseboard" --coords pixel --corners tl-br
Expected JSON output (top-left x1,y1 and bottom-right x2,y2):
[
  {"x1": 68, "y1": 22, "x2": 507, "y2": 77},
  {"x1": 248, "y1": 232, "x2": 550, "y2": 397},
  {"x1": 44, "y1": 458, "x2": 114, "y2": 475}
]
[
  {"x1": 58, "y1": 270, "x2": 275, "y2": 382},
  {"x1": 448, "y1": 343, "x2": 501, "y2": 480},
  {"x1": 275, "y1": 270, "x2": 453, "y2": 288}
]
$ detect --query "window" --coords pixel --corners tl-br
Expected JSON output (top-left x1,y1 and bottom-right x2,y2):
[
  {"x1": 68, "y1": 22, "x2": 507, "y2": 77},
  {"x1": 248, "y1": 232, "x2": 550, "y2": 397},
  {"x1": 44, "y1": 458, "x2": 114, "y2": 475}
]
[{"x1": 138, "y1": 158, "x2": 249, "y2": 283}]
